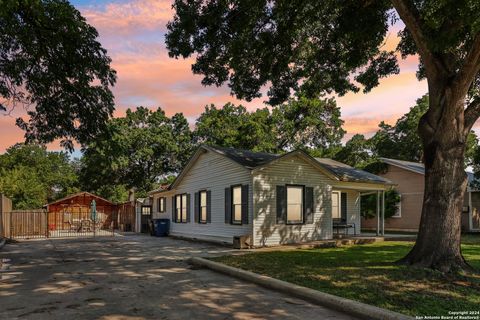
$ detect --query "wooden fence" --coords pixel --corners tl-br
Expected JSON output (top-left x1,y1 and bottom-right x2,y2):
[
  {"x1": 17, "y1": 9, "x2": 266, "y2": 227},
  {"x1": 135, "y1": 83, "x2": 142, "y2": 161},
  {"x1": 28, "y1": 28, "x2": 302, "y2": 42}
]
[
  {"x1": 0, "y1": 194, "x2": 13, "y2": 238},
  {"x1": 115, "y1": 202, "x2": 136, "y2": 232},
  {"x1": 1, "y1": 201, "x2": 136, "y2": 239},
  {"x1": 8, "y1": 210, "x2": 48, "y2": 239}
]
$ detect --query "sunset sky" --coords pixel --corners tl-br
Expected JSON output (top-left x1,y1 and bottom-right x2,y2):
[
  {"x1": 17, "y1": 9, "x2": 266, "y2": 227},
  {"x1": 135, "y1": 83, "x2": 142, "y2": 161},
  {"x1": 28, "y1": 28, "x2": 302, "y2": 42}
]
[{"x1": 0, "y1": 0, "x2": 431, "y2": 154}]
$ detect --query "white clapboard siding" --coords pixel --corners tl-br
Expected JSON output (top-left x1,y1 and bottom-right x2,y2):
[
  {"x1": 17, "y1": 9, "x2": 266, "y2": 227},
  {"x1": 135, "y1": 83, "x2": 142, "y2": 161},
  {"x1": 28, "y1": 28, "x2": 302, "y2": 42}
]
[
  {"x1": 252, "y1": 154, "x2": 333, "y2": 246},
  {"x1": 152, "y1": 151, "x2": 253, "y2": 244}
]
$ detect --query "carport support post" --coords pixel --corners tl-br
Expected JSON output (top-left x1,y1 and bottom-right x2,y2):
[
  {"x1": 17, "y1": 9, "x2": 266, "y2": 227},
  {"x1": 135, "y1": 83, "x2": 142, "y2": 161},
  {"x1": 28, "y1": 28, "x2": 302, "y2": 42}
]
[
  {"x1": 381, "y1": 190, "x2": 385, "y2": 236},
  {"x1": 376, "y1": 191, "x2": 380, "y2": 236}
]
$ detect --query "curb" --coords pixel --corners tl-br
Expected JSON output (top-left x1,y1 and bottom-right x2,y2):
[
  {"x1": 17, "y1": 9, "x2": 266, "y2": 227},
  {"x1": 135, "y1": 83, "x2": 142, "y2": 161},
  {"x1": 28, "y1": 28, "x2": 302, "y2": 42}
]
[{"x1": 189, "y1": 257, "x2": 413, "y2": 320}]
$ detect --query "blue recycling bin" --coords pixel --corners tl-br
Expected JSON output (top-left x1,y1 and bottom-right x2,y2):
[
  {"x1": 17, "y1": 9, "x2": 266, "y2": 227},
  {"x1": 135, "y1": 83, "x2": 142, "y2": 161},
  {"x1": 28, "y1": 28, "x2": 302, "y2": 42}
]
[{"x1": 153, "y1": 219, "x2": 170, "y2": 237}]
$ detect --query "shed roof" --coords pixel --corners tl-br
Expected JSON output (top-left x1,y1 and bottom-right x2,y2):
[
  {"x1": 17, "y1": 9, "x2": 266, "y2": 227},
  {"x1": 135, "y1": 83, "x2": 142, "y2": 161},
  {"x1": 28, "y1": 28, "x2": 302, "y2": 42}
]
[{"x1": 44, "y1": 191, "x2": 114, "y2": 207}]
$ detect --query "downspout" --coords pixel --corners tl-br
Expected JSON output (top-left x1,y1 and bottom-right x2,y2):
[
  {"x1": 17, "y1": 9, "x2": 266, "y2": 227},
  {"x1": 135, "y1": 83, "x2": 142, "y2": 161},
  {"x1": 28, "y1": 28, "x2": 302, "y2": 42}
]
[{"x1": 376, "y1": 191, "x2": 380, "y2": 236}]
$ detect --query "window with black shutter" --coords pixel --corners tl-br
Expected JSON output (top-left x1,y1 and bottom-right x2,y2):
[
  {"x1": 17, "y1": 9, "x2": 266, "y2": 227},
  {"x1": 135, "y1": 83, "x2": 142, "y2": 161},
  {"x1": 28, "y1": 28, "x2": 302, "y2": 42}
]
[
  {"x1": 286, "y1": 185, "x2": 304, "y2": 224},
  {"x1": 341, "y1": 192, "x2": 347, "y2": 221},
  {"x1": 231, "y1": 185, "x2": 242, "y2": 224},
  {"x1": 277, "y1": 185, "x2": 314, "y2": 225},
  {"x1": 226, "y1": 185, "x2": 249, "y2": 225},
  {"x1": 158, "y1": 197, "x2": 166, "y2": 213},
  {"x1": 174, "y1": 193, "x2": 189, "y2": 223},
  {"x1": 199, "y1": 190, "x2": 208, "y2": 223}
]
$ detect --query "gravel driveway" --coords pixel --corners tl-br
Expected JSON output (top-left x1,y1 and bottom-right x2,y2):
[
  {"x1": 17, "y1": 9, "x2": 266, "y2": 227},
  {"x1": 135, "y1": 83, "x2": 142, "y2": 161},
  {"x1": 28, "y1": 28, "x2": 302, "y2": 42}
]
[{"x1": 0, "y1": 234, "x2": 357, "y2": 320}]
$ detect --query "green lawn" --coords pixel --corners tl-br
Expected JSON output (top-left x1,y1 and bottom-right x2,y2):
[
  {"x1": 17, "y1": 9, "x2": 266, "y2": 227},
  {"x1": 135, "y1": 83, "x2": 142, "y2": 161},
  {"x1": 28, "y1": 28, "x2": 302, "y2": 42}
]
[{"x1": 212, "y1": 234, "x2": 480, "y2": 317}]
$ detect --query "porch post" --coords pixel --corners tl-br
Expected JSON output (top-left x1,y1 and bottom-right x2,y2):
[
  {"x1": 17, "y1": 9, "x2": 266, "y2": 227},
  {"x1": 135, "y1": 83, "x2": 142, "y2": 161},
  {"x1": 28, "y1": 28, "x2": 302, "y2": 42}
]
[
  {"x1": 376, "y1": 190, "x2": 380, "y2": 236},
  {"x1": 381, "y1": 190, "x2": 385, "y2": 236},
  {"x1": 469, "y1": 191, "x2": 473, "y2": 231}
]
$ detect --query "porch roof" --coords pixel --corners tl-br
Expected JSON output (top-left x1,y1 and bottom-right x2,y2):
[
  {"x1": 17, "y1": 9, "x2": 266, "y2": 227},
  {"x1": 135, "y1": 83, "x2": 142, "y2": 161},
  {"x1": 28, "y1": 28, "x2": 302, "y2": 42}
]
[{"x1": 315, "y1": 158, "x2": 394, "y2": 185}]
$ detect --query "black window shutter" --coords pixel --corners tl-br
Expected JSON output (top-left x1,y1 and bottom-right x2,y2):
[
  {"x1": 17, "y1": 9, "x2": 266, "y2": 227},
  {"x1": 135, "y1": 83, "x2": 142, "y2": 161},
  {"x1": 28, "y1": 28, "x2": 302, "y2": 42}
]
[
  {"x1": 172, "y1": 196, "x2": 176, "y2": 222},
  {"x1": 276, "y1": 185, "x2": 286, "y2": 224},
  {"x1": 341, "y1": 192, "x2": 347, "y2": 221},
  {"x1": 157, "y1": 198, "x2": 161, "y2": 212},
  {"x1": 241, "y1": 184, "x2": 249, "y2": 224},
  {"x1": 194, "y1": 192, "x2": 199, "y2": 223},
  {"x1": 305, "y1": 187, "x2": 314, "y2": 224},
  {"x1": 186, "y1": 194, "x2": 191, "y2": 222},
  {"x1": 225, "y1": 187, "x2": 232, "y2": 224},
  {"x1": 206, "y1": 190, "x2": 212, "y2": 223}
]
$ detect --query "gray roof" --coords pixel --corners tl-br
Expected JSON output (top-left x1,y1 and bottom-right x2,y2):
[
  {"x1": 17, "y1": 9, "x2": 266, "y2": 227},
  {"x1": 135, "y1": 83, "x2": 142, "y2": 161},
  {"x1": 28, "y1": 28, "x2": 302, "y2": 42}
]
[
  {"x1": 206, "y1": 146, "x2": 279, "y2": 169},
  {"x1": 380, "y1": 158, "x2": 425, "y2": 175},
  {"x1": 380, "y1": 157, "x2": 477, "y2": 185},
  {"x1": 315, "y1": 158, "x2": 393, "y2": 184},
  {"x1": 208, "y1": 146, "x2": 392, "y2": 184},
  {"x1": 149, "y1": 146, "x2": 394, "y2": 194}
]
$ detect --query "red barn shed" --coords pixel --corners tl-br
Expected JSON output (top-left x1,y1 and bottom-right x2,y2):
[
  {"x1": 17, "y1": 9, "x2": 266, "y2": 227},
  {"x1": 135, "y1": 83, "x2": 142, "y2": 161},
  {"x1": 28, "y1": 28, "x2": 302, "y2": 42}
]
[{"x1": 45, "y1": 192, "x2": 116, "y2": 235}]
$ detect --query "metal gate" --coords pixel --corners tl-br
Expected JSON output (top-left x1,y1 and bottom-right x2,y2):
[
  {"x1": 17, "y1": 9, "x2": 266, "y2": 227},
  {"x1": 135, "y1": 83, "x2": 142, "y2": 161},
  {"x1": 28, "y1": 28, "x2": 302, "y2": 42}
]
[
  {"x1": 6, "y1": 209, "x2": 115, "y2": 239},
  {"x1": 47, "y1": 205, "x2": 115, "y2": 238}
]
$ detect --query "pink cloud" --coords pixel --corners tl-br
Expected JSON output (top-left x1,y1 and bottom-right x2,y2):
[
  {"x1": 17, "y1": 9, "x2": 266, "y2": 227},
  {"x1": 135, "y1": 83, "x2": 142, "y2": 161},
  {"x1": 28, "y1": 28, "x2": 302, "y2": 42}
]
[{"x1": 82, "y1": 0, "x2": 173, "y2": 36}]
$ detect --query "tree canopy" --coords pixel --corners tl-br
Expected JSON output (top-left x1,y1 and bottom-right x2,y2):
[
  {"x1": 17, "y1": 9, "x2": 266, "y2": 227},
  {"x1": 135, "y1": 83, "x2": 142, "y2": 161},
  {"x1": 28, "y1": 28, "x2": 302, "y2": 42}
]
[
  {"x1": 0, "y1": 0, "x2": 116, "y2": 150},
  {"x1": 0, "y1": 144, "x2": 79, "y2": 209},
  {"x1": 79, "y1": 107, "x2": 194, "y2": 200},
  {"x1": 195, "y1": 95, "x2": 345, "y2": 153}
]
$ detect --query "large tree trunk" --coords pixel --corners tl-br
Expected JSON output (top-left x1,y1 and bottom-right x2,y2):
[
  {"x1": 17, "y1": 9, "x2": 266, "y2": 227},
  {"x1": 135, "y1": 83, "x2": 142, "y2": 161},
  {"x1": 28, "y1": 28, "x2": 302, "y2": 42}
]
[{"x1": 398, "y1": 85, "x2": 471, "y2": 273}]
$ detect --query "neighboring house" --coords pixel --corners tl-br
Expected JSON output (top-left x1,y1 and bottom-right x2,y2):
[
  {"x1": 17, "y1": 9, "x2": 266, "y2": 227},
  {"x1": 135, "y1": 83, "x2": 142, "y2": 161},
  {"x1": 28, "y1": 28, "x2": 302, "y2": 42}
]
[
  {"x1": 361, "y1": 158, "x2": 480, "y2": 232},
  {"x1": 148, "y1": 145, "x2": 393, "y2": 247}
]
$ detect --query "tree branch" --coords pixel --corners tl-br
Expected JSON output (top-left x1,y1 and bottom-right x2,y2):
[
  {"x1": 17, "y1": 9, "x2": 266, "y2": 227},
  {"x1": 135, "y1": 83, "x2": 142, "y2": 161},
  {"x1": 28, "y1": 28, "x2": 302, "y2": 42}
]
[
  {"x1": 464, "y1": 97, "x2": 480, "y2": 131},
  {"x1": 390, "y1": 0, "x2": 443, "y2": 78},
  {"x1": 454, "y1": 34, "x2": 480, "y2": 97}
]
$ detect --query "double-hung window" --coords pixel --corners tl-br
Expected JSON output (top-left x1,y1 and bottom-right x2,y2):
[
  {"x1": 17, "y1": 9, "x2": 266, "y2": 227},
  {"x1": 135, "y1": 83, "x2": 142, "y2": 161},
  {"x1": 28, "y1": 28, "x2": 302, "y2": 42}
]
[
  {"x1": 175, "y1": 194, "x2": 188, "y2": 223},
  {"x1": 199, "y1": 190, "x2": 207, "y2": 223},
  {"x1": 286, "y1": 186, "x2": 304, "y2": 224},
  {"x1": 332, "y1": 191, "x2": 341, "y2": 219},
  {"x1": 277, "y1": 185, "x2": 313, "y2": 225},
  {"x1": 158, "y1": 197, "x2": 165, "y2": 213},
  {"x1": 232, "y1": 186, "x2": 243, "y2": 224}
]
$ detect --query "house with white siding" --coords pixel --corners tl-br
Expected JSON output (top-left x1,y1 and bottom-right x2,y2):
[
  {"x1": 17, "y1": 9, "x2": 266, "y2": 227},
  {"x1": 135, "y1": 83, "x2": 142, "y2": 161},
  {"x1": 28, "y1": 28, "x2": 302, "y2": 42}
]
[{"x1": 148, "y1": 145, "x2": 394, "y2": 247}]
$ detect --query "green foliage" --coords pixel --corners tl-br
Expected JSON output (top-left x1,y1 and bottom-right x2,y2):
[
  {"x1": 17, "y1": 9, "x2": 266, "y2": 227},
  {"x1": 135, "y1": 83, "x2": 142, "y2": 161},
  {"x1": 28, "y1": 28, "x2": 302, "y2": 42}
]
[
  {"x1": 370, "y1": 95, "x2": 429, "y2": 162},
  {"x1": 0, "y1": 0, "x2": 116, "y2": 150},
  {"x1": 194, "y1": 96, "x2": 345, "y2": 153},
  {"x1": 0, "y1": 144, "x2": 78, "y2": 209},
  {"x1": 0, "y1": 166, "x2": 47, "y2": 209},
  {"x1": 272, "y1": 96, "x2": 345, "y2": 151},
  {"x1": 333, "y1": 134, "x2": 374, "y2": 168},
  {"x1": 96, "y1": 184, "x2": 130, "y2": 204},
  {"x1": 79, "y1": 107, "x2": 194, "y2": 200},
  {"x1": 361, "y1": 189, "x2": 401, "y2": 220}
]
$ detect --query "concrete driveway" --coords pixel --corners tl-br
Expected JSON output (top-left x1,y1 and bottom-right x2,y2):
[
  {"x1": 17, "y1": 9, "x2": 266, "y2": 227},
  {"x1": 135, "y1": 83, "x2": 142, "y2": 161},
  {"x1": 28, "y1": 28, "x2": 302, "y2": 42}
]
[{"x1": 0, "y1": 235, "x2": 357, "y2": 320}]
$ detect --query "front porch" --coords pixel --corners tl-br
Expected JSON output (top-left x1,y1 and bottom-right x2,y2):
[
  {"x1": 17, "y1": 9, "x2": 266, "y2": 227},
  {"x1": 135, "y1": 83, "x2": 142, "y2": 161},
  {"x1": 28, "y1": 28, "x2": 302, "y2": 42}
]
[{"x1": 332, "y1": 185, "x2": 390, "y2": 237}]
